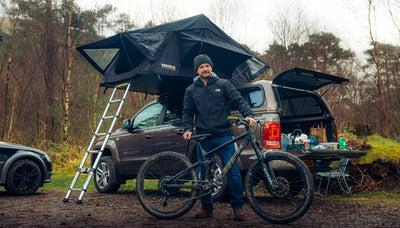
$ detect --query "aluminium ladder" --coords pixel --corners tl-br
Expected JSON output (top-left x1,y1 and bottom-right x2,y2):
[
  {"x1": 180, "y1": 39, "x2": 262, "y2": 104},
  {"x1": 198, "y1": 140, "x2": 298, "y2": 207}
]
[{"x1": 63, "y1": 82, "x2": 131, "y2": 204}]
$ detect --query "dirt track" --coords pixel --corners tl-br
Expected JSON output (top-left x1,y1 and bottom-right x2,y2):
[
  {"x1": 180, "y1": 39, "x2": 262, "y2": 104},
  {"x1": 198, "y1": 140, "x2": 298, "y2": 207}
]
[{"x1": 0, "y1": 189, "x2": 399, "y2": 227}]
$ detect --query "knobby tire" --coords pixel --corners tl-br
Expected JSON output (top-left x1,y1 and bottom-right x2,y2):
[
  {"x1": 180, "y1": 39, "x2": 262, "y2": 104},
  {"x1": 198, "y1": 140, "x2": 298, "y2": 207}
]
[
  {"x1": 245, "y1": 151, "x2": 314, "y2": 224},
  {"x1": 136, "y1": 151, "x2": 198, "y2": 219}
]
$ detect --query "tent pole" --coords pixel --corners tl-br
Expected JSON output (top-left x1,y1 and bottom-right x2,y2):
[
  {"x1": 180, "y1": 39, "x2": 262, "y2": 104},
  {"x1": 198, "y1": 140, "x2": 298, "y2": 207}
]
[{"x1": 119, "y1": 34, "x2": 135, "y2": 70}]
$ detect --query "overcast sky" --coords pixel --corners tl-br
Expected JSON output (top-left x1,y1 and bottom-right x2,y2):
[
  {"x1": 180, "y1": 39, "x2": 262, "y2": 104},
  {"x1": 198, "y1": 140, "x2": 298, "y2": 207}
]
[{"x1": 77, "y1": 0, "x2": 399, "y2": 58}]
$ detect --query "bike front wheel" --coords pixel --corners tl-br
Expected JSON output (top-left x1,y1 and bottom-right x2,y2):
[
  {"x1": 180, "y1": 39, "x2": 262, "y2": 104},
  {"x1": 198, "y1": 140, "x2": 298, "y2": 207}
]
[
  {"x1": 245, "y1": 151, "x2": 314, "y2": 224},
  {"x1": 136, "y1": 151, "x2": 198, "y2": 219}
]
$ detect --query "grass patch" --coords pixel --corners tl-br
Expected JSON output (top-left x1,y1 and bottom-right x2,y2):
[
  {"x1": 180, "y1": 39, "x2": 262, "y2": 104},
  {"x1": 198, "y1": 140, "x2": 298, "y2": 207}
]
[
  {"x1": 346, "y1": 134, "x2": 400, "y2": 165},
  {"x1": 320, "y1": 186, "x2": 400, "y2": 203},
  {"x1": 43, "y1": 169, "x2": 95, "y2": 190},
  {"x1": 43, "y1": 168, "x2": 135, "y2": 191}
]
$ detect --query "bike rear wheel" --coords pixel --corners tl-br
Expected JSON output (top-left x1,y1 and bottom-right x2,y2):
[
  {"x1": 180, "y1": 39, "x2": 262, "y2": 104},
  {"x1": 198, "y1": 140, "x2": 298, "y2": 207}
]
[
  {"x1": 245, "y1": 151, "x2": 314, "y2": 224},
  {"x1": 136, "y1": 151, "x2": 198, "y2": 219}
]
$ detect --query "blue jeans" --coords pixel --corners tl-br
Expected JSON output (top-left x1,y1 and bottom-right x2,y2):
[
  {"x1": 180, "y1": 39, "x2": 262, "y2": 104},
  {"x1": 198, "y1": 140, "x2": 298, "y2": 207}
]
[{"x1": 197, "y1": 135, "x2": 244, "y2": 212}]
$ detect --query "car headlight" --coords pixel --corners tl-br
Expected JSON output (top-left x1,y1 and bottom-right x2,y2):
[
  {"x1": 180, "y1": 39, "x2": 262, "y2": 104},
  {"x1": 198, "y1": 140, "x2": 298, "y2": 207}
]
[{"x1": 44, "y1": 154, "x2": 52, "y2": 163}]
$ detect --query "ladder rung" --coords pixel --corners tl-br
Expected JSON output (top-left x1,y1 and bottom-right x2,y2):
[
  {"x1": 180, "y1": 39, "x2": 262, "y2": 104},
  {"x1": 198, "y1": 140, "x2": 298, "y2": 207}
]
[
  {"x1": 103, "y1": 115, "x2": 117, "y2": 120},
  {"x1": 79, "y1": 168, "x2": 95, "y2": 173},
  {"x1": 69, "y1": 188, "x2": 87, "y2": 192},
  {"x1": 110, "y1": 99, "x2": 123, "y2": 103},
  {"x1": 117, "y1": 83, "x2": 128, "y2": 88},
  {"x1": 96, "y1": 132, "x2": 108, "y2": 136},
  {"x1": 87, "y1": 150, "x2": 101, "y2": 154}
]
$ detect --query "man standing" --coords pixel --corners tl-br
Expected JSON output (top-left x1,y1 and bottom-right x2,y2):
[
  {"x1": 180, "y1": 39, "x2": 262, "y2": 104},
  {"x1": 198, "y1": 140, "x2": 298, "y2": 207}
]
[{"x1": 182, "y1": 54, "x2": 256, "y2": 221}]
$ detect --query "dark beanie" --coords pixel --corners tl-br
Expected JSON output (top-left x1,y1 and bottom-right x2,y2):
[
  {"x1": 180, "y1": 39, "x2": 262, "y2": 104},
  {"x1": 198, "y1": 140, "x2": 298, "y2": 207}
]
[{"x1": 193, "y1": 54, "x2": 213, "y2": 72}]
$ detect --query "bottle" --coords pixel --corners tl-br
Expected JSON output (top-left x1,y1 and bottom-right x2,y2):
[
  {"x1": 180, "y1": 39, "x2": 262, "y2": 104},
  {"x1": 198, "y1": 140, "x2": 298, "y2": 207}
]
[
  {"x1": 304, "y1": 139, "x2": 310, "y2": 150},
  {"x1": 310, "y1": 135, "x2": 319, "y2": 145},
  {"x1": 338, "y1": 137, "x2": 346, "y2": 150}
]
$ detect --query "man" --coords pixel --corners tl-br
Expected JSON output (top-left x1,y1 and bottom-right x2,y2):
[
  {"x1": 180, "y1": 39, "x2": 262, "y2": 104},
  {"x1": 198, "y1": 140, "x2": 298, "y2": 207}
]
[{"x1": 182, "y1": 54, "x2": 256, "y2": 221}]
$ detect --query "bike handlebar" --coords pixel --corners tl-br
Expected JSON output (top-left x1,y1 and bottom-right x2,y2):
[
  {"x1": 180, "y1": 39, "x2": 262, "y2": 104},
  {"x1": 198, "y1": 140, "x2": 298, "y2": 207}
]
[{"x1": 227, "y1": 116, "x2": 264, "y2": 127}]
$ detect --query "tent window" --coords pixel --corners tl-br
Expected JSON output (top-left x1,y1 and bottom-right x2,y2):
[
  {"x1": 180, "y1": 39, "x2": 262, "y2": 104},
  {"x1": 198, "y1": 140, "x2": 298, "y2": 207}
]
[{"x1": 83, "y1": 48, "x2": 119, "y2": 71}]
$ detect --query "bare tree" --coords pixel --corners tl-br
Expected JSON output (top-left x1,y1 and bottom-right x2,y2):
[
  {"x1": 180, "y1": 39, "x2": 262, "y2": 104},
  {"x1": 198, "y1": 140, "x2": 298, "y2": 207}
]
[
  {"x1": 267, "y1": 0, "x2": 314, "y2": 49},
  {"x1": 386, "y1": 0, "x2": 400, "y2": 43},
  {"x1": 62, "y1": 0, "x2": 73, "y2": 142},
  {"x1": 1, "y1": 0, "x2": 18, "y2": 140},
  {"x1": 149, "y1": 0, "x2": 179, "y2": 24},
  {"x1": 113, "y1": 13, "x2": 136, "y2": 33},
  {"x1": 368, "y1": 0, "x2": 390, "y2": 138}
]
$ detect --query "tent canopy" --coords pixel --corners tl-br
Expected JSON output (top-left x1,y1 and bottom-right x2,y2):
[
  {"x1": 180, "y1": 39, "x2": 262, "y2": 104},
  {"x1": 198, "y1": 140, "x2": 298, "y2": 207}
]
[{"x1": 77, "y1": 14, "x2": 269, "y2": 95}]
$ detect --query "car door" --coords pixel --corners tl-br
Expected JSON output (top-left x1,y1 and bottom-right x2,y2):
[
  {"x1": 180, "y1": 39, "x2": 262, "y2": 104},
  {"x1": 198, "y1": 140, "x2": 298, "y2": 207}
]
[
  {"x1": 150, "y1": 101, "x2": 187, "y2": 156},
  {"x1": 118, "y1": 102, "x2": 163, "y2": 175}
]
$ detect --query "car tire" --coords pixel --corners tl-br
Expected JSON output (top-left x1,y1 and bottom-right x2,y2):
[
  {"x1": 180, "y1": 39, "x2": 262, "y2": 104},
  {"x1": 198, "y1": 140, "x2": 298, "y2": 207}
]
[
  {"x1": 94, "y1": 156, "x2": 121, "y2": 193},
  {"x1": 5, "y1": 159, "x2": 43, "y2": 196}
]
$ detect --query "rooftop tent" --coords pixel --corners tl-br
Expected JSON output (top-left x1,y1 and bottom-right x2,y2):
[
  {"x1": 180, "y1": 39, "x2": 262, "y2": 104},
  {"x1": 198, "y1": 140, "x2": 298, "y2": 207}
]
[{"x1": 76, "y1": 14, "x2": 270, "y2": 95}]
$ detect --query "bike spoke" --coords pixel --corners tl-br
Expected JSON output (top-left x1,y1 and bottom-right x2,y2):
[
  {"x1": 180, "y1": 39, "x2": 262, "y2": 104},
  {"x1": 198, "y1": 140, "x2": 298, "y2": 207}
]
[
  {"x1": 136, "y1": 152, "x2": 198, "y2": 219},
  {"x1": 245, "y1": 152, "x2": 314, "y2": 224}
]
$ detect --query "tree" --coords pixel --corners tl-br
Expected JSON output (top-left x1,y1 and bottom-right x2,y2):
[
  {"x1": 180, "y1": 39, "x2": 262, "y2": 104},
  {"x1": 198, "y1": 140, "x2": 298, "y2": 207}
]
[
  {"x1": 1, "y1": 0, "x2": 18, "y2": 140},
  {"x1": 62, "y1": 0, "x2": 73, "y2": 142},
  {"x1": 112, "y1": 13, "x2": 135, "y2": 34},
  {"x1": 387, "y1": 0, "x2": 400, "y2": 43},
  {"x1": 267, "y1": 0, "x2": 312, "y2": 49},
  {"x1": 364, "y1": 42, "x2": 400, "y2": 137},
  {"x1": 301, "y1": 33, "x2": 354, "y2": 73},
  {"x1": 368, "y1": 0, "x2": 390, "y2": 138},
  {"x1": 208, "y1": 0, "x2": 246, "y2": 38}
]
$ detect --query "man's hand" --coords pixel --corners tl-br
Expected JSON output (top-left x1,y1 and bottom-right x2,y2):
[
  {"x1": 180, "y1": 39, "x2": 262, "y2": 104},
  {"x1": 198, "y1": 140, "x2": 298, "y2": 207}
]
[
  {"x1": 245, "y1": 117, "x2": 256, "y2": 127},
  {"x1": 183, "y1": 131, "x2": 192, "y2": 140}
]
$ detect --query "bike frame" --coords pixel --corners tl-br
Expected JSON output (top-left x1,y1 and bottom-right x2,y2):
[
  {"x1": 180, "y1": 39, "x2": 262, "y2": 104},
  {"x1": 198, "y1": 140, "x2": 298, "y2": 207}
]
[{"x1": 164, "y1": 123, "x2": 277, "y2": 192}]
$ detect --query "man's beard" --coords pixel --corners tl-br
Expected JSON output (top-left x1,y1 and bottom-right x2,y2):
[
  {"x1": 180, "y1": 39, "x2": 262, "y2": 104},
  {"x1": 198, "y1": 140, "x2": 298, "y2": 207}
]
[{"x1": 199, "y1": 71, "x2": 211, "y2": 79}]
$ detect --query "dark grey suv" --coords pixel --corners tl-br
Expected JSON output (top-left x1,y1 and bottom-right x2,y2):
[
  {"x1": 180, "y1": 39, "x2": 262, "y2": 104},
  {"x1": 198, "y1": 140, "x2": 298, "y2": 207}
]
[
  {"x1": 92, "y1": 68, "x2": 366, "y2": 199},
  {"x1": 0, "y1": 141, "x2": 52, "y2": 195}
]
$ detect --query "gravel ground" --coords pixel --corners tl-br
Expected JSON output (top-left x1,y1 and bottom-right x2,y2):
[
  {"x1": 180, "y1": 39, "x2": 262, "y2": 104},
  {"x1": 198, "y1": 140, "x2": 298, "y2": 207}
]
[{"x1": 0, "y1": 189, "x2": 399, "y2": 227}]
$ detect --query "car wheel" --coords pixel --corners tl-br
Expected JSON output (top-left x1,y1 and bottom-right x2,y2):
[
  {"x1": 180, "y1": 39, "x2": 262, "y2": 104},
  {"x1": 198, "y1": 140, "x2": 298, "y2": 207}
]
[
  {"x1": 5, "y1": 159, "x2": 43, "y2": 196},
  {"x1": 94, "y1": 156, "x2": 121, "y2": 193}
]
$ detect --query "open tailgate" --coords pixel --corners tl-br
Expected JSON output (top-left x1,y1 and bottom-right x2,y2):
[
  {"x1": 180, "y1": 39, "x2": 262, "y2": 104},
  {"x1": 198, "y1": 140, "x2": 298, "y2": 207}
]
[{"x1": 273, "y1": 67, "x2": 349, "y2": 90}]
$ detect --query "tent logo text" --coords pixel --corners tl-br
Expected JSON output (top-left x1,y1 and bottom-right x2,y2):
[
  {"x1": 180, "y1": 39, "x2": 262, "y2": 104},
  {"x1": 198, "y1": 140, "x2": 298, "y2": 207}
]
[{"x1": 161, "y1": 63, "x2": 176, "y2": 71}]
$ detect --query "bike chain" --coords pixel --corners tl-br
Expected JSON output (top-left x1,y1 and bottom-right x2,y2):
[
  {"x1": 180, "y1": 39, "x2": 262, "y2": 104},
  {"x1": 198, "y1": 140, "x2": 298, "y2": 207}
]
[{"x1": 172, "y1": 179, "x2": 220, "y2": 202}]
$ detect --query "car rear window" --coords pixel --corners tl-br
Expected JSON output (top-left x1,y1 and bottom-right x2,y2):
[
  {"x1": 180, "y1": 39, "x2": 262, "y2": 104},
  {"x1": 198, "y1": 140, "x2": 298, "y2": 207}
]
[
  {"x1": 235, "y1": 86, "x2": 265, "y2": 109},
  {"x1": 280, "y1": 96, "x2": 322, "y2": 117}
]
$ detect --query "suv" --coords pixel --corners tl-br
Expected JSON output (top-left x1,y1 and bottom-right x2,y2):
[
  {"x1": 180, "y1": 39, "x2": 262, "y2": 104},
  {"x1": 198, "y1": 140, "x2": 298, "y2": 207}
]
[
  {"x1": 92, "y1": 68, "x2": 365, "y2": 198},
  {"x1": 0, "y1": 141, "x2": 52, "y2": 195}
]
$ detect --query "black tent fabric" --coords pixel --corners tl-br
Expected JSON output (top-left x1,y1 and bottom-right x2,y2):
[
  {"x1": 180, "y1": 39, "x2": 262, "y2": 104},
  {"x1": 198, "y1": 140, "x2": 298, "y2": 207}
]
[{"x1": 76, "y1": 14, "x2": 270, "y2": 95}]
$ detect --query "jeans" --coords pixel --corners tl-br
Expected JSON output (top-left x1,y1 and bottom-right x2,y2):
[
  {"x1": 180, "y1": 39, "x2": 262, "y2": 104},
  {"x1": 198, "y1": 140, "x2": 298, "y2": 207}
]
[{"x1": 197, "y1": 135, "x2": 244, "y2": 212}]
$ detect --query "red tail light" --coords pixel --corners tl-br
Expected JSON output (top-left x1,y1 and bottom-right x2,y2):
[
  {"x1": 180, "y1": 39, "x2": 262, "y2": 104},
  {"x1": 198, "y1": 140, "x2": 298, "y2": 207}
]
[{"x1": 263, "y1": 122, "x2": 281, "y2": 149}]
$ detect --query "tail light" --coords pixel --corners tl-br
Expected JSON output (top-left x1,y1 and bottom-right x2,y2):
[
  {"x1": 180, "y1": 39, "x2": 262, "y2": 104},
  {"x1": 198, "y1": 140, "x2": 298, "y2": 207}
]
[{"x1": 263, "y1": 122, "x2": 281, "y2": 149}]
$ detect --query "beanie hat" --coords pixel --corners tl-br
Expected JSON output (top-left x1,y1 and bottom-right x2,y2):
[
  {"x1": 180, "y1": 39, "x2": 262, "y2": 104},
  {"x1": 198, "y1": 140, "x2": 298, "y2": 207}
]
[{"x1": 193, "y1": 54, "x2": 213, "y2": 72}]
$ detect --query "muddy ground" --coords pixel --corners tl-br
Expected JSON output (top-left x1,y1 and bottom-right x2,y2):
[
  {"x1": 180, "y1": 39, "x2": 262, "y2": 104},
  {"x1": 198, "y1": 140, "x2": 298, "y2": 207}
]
[{"x1": 0, "y1": 189, "x2": 399, "y2": 228}]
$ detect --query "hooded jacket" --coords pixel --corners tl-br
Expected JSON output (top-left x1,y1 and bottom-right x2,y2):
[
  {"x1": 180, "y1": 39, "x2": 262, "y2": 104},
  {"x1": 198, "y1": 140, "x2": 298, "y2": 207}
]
[{"x1": 182, "y1": 74, "x2": 254, "y2": 137}]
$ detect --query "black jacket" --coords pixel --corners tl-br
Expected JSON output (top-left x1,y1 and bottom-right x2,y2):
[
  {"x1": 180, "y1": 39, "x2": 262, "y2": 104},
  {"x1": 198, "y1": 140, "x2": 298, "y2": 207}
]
[{"x1": 182, "y1": 75, "x2": 254, "y2": 137}]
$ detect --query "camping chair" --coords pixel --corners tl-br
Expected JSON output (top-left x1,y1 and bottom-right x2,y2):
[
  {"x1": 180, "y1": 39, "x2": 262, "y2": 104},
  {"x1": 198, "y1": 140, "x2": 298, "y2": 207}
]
[{"x1": 317, "y1": 158, "x2": 351, "y2": 196}]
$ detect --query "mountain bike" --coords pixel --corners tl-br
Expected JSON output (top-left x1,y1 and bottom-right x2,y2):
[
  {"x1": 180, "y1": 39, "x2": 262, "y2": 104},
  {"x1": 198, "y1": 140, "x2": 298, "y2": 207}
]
[{"x1": 136, "y1": 117, "x2": 314, "y2": 224}]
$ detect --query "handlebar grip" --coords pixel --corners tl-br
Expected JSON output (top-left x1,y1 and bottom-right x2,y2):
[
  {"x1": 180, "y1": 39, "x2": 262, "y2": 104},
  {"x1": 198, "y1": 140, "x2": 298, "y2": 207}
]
[{"x1": 227, "y1": 116, "x2": 238, "y2": 121}]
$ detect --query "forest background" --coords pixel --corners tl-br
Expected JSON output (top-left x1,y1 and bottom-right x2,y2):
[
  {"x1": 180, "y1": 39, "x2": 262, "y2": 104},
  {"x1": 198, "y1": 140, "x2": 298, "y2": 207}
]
[{"x1": 0, "y1": 0, "x2": 399, "y2": 188}]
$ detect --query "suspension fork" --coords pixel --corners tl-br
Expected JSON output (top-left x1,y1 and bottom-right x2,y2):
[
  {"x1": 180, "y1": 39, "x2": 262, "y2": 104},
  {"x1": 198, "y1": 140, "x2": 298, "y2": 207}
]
[{"x1": 248, "y1": 131, "x2": 279, "y2": 189}]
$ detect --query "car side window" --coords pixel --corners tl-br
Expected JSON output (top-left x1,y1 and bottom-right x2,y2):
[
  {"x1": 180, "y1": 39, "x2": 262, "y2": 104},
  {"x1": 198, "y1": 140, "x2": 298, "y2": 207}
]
[
  {"x1": 162, "y1": 109, "x2": 181, "y2": 124},
  {"x1": 235, "y1": 86, "x2": 264, "y2": 109},
  {"x1": 132, "y1": 103, "x2": 163, "y2": 129}
]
